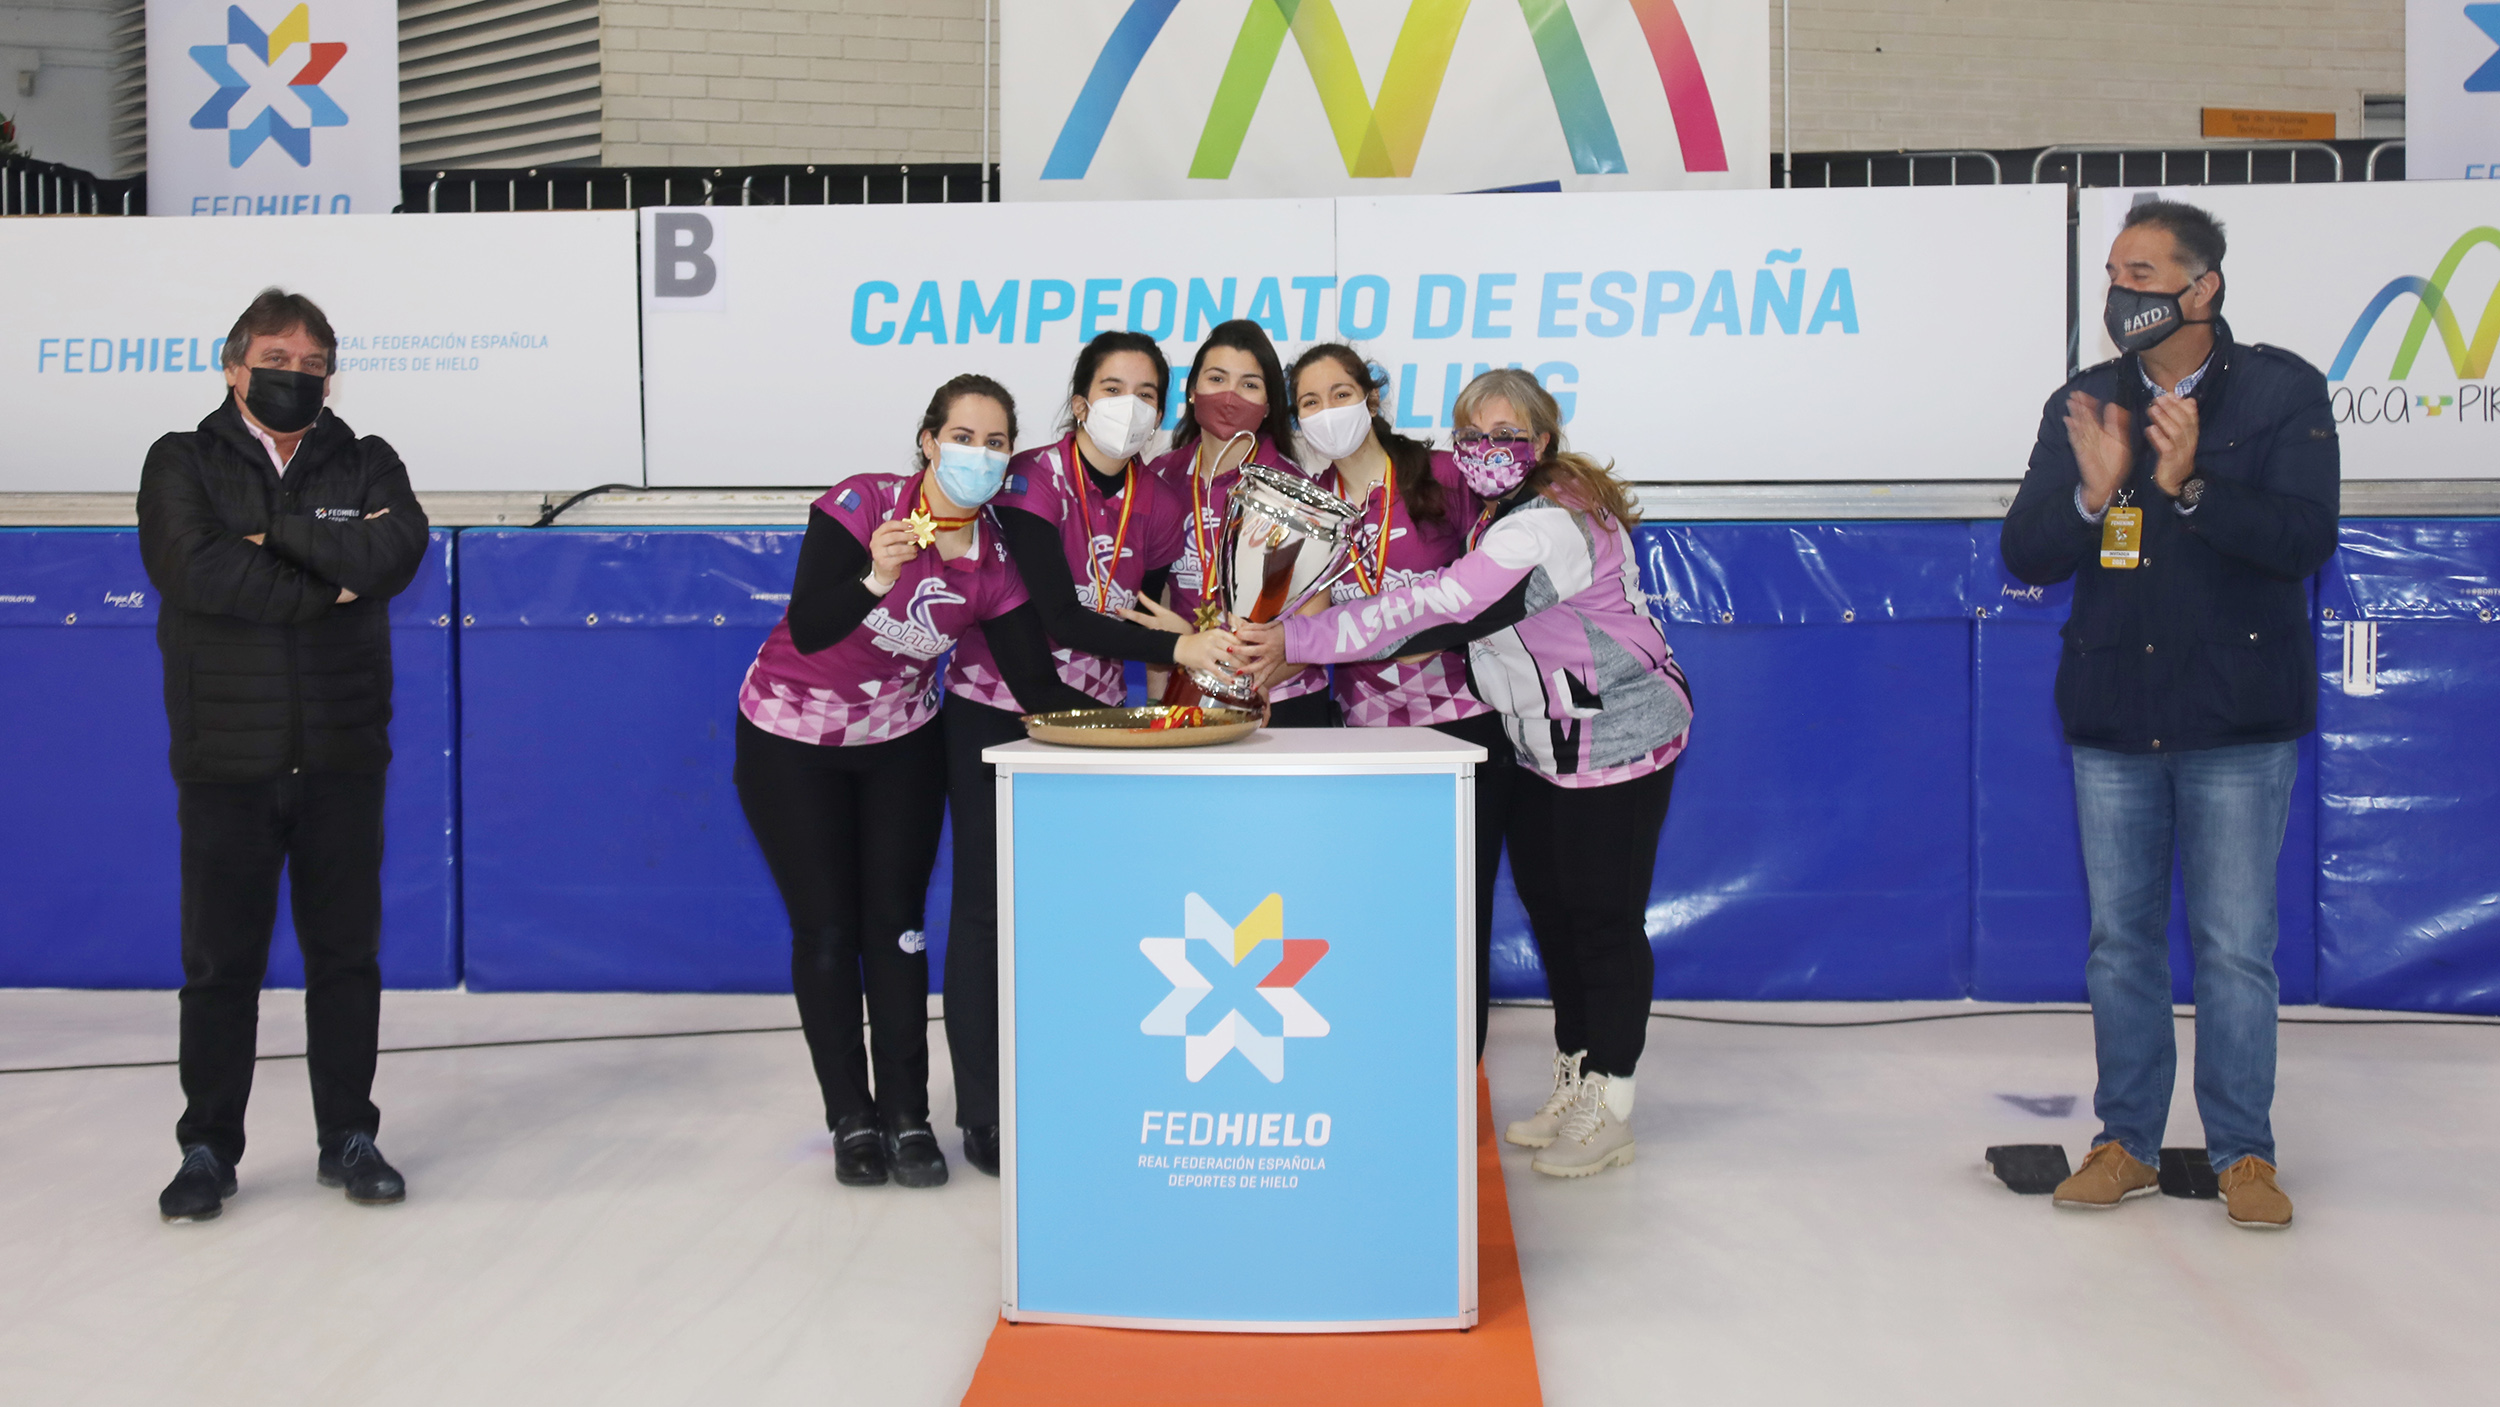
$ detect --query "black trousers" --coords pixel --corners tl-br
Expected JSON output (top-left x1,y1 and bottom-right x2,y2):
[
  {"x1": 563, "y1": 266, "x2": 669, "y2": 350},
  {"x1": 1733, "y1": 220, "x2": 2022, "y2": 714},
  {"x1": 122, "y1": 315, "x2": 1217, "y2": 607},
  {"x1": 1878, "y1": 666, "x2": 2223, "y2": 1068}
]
[
  {"x1": 1425, "y1": 711, "x2": 1515, "y2": 1061},
  {"x1": 1505, "y1": 761, "x2": 1676, "y2": 1080},
  {"x1": 175, "y1": 770, "x2": 386, "y2": 1167},
  {"x1": 735, "y1": 715, "x2": 946, "y2": 1128},
  {"x1": 940, "y1": 693, "x2": 1029, "y2": 1129},
  {"x1": 1265, "y1": 689, "x2": 1338, "y2": 728}
]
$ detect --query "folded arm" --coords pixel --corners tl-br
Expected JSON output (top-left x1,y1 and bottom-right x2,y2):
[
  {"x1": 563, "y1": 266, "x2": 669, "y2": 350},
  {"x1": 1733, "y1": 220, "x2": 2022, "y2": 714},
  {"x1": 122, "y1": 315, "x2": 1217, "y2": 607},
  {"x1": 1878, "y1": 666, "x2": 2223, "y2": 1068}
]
[
  {"x1": 137, "y1": 440, "x2": 336, "y2": 625},
  {"x1": 257, "y1": 449, "x2": 430, "y2": 601}
]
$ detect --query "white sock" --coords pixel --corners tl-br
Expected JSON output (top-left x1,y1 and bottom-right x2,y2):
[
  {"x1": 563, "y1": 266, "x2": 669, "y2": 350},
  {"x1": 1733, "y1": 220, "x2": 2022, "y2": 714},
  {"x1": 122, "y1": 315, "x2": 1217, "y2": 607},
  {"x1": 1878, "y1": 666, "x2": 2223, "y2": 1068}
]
[{"x1": 1601, "y1": 1074, "x2": 1635, "y2": 1121}]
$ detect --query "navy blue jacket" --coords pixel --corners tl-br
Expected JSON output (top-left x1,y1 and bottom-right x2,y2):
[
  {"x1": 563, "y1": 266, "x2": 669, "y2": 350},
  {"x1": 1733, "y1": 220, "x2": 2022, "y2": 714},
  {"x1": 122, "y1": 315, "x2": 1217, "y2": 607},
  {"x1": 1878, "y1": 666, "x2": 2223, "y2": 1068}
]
[{"x1": 1999, "y1": 322, "x2": 2340, "y2": 754}]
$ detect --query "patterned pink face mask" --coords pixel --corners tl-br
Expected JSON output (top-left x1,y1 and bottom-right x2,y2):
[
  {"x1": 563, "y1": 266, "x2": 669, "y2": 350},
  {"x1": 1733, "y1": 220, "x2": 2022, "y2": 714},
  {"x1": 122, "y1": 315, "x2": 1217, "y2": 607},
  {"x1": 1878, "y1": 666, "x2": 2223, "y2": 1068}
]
[{"x1": 1454, "y1": 435, "x2": 1533, "y2": 498}]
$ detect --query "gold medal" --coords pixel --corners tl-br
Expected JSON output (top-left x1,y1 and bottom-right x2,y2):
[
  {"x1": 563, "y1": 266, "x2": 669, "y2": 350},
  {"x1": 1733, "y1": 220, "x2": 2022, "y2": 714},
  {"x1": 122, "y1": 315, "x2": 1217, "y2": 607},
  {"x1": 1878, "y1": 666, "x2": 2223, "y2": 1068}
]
[
  {"x1": 902, "y1": 508, "x2": 939, "y2": 549},
  {"x1": 1193, "y1": 600, "x2": 1223, "y2": 632}
]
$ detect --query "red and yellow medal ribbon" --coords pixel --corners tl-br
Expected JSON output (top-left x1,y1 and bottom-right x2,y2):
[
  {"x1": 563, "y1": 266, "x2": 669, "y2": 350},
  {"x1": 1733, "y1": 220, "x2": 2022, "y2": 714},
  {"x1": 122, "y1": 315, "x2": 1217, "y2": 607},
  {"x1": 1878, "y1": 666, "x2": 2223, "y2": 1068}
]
[
  {"x1": 1068, "y1": 435, "x2": 1136, "y2": 615},
  {"x1": 1346, "y1": 458, "x2": 1397, "y2": 597}
]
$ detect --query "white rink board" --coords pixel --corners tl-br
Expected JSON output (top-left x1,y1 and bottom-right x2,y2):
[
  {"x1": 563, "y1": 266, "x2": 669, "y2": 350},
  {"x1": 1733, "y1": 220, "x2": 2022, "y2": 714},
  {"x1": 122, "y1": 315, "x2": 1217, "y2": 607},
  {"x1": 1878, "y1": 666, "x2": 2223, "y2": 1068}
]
[
  {"x1": 638, "y1": 199, "x2": 1337, "y2": 487},
  {"x1": 0, "y1": 212, "x2": 645, "y2": 493},
  {"x1": 641, "y1": 187, "x2": 2068, "y2": 487},
  {"x1": 1332, "y1": 186, "x2": 2068, "y2": 482}
]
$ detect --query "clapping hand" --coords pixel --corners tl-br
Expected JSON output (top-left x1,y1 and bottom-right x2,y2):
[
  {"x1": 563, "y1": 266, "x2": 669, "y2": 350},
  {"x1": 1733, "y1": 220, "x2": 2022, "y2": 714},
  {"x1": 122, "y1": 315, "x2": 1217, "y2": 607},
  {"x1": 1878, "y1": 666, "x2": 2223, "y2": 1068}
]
[
  {"x1": 2145, "y1": 394, "x2": 2200, "y2": 497},
  {"x1": 2063, "y1": 390, "x2": 2134, "y2": 514}
]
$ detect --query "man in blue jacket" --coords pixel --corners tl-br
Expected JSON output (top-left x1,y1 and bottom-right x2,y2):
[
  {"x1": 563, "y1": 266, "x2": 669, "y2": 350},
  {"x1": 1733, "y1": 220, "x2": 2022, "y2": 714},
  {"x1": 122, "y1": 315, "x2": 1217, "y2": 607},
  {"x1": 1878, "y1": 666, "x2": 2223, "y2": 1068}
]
[{"x1": 2001, "y1": 200, "x2": 2338, "y2": 1230}]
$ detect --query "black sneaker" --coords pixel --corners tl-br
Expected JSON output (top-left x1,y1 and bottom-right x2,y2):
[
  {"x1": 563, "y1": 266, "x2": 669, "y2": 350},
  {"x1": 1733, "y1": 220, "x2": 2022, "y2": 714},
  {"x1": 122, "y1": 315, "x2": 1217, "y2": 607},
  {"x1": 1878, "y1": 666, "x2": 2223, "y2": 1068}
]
[
  {"x1": 159, "y1": 1144, "x2": 236, "y2": 1223},
  {"x1": 833, "y1": 1114, "x2": 888, "y2": 1186},
  {"x1": 961, "y1": 1124, "x2": 1001, "y2": 1178},
  {"x1": 317, "y1": 1132, "x2": 406, "y2": 1205},
  {"x1": 886, "y1": 1120, "x2": 949, "y2": 1189}
]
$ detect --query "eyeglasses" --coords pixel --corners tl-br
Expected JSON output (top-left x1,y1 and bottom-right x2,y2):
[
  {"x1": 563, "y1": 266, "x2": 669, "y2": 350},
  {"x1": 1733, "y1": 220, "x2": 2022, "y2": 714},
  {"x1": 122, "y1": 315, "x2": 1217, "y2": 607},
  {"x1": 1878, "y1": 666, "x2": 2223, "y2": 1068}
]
[{"x1": 1452, "y1": 429, "x2": 1535, "y2": 450}]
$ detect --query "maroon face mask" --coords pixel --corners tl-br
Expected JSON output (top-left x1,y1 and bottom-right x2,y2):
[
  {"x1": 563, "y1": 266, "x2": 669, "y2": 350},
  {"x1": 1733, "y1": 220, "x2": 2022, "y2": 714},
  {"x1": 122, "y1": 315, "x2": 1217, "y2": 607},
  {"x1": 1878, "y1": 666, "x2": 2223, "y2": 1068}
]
[{"x1": 1192, "y1": 389, "x2": 1267, "y2": 443}]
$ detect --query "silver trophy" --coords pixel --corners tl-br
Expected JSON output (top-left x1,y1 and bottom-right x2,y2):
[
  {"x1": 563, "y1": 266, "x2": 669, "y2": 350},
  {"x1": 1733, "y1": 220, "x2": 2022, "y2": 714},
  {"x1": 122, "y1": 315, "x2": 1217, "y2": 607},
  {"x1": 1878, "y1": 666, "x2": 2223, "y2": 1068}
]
[{"x1": 1177, "y1": 463, "x2": 1362, "y2": 708}]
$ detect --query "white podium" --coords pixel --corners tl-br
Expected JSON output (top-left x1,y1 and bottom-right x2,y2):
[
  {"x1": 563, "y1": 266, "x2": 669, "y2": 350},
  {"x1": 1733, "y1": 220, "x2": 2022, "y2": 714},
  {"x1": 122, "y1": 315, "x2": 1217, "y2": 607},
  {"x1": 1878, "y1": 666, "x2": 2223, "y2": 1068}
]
[{"x1": 986, "y1": 727, "x2": 1485, "y2": 1332}]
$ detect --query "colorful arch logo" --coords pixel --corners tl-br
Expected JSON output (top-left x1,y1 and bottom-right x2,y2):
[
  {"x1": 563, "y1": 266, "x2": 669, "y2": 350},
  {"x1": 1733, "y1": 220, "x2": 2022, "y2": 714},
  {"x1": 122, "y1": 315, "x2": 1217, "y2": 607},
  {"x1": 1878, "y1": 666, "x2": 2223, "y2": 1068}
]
[
  {"x1": 1042, "y1": 0, "x2": 1728, "y2": 182},
  {"x1": 189, "y1": 4, "x2": 349, "y2": 168},
  {"x1": 2327, "y1": 228, "x2": 2500, "y2": 382}
]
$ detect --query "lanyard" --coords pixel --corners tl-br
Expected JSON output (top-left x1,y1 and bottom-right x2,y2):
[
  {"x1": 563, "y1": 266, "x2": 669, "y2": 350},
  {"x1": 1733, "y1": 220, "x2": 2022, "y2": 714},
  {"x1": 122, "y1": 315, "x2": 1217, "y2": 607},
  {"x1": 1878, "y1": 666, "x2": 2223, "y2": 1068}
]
[
  {"x1": 1067, "y1": 436, "x2": 1136, "y2": 614},
  {"x1": 1345, "y1": 459, "x2": 1397, "y2": 596}
]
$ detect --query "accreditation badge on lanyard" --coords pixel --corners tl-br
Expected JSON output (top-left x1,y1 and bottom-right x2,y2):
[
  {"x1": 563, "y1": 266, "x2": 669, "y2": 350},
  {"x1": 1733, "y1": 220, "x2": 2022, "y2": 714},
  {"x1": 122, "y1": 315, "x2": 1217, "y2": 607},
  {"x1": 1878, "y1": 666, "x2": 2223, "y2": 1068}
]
[{"x1": 2099, "y1": 490, "x2": 2143, "y2": 570}]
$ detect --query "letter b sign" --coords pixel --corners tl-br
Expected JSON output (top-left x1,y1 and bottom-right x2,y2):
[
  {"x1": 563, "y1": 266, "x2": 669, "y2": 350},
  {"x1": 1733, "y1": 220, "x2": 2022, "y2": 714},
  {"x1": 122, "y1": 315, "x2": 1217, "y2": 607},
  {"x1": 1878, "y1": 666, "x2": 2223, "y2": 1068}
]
[{"x1": 647, "y1": 211, "x2": 725, "y2": 310}]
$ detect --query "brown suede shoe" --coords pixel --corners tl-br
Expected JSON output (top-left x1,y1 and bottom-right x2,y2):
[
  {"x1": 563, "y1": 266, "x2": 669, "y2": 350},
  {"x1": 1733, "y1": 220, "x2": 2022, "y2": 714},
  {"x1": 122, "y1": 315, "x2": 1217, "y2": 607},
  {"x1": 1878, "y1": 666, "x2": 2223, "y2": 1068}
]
[
  {"x1": 2218, "y1": 1156, "x2": 2293, "y2": 1229},
  {"x1": 2052, "y1": 1141, "x2": 2159, "y2": 1209}
]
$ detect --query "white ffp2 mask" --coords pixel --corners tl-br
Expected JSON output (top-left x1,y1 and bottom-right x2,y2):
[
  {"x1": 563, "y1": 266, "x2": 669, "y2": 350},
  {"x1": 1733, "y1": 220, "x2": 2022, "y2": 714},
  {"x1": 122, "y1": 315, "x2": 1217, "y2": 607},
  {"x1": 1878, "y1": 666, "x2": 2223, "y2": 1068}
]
[{"x1": 1080, "y1": 393, "x2": 1158, "y2": 461}]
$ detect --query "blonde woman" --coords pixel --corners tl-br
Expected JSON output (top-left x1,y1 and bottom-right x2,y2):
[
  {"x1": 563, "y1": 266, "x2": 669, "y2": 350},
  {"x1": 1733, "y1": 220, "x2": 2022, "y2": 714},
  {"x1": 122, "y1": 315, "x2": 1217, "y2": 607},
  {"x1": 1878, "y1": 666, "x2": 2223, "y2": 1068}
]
[{"x1": 1237, "y1": 369, "x2": 1692, "y2": 1179}]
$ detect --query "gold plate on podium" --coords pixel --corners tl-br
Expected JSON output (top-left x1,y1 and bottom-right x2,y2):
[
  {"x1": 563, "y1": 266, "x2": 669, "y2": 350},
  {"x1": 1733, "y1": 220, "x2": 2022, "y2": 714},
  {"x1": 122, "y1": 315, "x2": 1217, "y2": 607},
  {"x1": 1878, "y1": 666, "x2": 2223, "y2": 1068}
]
[{"x1": 1022, "y1": 706, "x2": 1260, "y2": 749}]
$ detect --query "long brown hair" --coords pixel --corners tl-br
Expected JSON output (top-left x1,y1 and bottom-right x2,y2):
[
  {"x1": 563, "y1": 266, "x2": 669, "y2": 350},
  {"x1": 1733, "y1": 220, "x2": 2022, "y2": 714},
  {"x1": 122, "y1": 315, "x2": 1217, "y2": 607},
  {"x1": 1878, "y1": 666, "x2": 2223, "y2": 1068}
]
[
  {"x1": 1450, "y1": 368, "x2": 1639, "y2": 527},
  {"x1": 1287, "y1": 343, "x2": 1448, "y2": 528}
]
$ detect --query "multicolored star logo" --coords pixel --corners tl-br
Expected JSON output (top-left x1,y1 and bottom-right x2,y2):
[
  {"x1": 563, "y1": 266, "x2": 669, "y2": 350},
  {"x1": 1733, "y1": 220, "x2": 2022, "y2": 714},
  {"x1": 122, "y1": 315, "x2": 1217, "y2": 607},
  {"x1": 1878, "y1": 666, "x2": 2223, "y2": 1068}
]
[
  {"x1": 1140, "y1": 894, "x2": 1329, "y2": 1083},
  {"x1": 189, "y1": 4, "x2": 348, "y2": 168}
]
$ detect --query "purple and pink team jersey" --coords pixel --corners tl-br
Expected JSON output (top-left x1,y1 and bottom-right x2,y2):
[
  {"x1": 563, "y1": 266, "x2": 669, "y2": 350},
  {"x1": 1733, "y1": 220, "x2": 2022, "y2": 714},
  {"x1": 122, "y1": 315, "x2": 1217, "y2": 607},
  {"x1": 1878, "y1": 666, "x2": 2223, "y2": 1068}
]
[
  {"x1": 1147, "y1": 436, "x2": 1327, "y2": 704},
  {"x1": 741, "y1": 469, "x2": 1030, "y2": 747},
  {"x1": 947, "y1": 435, "x2": 1187, "y2": 709},
  {"x1": 1317, "y1": 451, "x2": 1492, "y2": 729},
  {"x1": 1283, "y1": 493, "x2": 1693, "y2": 786}
]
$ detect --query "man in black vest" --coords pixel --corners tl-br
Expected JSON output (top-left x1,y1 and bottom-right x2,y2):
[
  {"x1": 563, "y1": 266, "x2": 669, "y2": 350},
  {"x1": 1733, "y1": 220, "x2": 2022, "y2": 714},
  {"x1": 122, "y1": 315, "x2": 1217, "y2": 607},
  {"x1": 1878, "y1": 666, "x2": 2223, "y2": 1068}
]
[
  {"x1": 137, "y1": 288, "x2": 430, "y2": 1222},
  {"x1": 2002, "y1": 201, "x2": 2338, "y2": 1230}
]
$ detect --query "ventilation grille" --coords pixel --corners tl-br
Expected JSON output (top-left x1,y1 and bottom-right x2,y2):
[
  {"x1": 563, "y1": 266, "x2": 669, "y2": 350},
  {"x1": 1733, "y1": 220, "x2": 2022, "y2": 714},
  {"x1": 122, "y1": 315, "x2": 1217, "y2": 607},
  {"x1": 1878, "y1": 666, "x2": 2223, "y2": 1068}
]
[
  {"x1": 401, "y1": 0, "x2": 601, "y2": 168},
  {"x1": 110, "y1": 0, "x2": 145, "y2": 177},
  {"x1": 105, "y1": 0, "x2": 602, "y2": 177}
]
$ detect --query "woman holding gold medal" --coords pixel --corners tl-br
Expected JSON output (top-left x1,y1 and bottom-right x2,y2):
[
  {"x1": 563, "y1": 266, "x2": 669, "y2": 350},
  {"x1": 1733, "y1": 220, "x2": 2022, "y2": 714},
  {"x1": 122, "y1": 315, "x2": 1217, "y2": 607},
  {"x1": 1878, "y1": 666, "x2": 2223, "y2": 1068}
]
[
  {"x1": 939, "y1": 331, "x2": 1242, "y2": 1177},
  {"x1": 1141, "y1": 319, "x2": 1338, "y2": 726},
  {"x1": 734, "y1": 375, "x2": 1094, "y2": 1192},
  {"x1": 1237, "y1": 368, "x2": 1693, "y2": 1181},
  {"x1": 1287, "y1": 344, "x2": 1514, "y2": 1059}
]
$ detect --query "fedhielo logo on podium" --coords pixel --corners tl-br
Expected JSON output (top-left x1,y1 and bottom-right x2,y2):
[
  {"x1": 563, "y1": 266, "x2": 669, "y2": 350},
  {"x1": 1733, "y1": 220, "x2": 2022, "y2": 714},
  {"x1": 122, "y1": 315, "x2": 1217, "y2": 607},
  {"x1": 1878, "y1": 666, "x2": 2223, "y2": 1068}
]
[{"x1": 1139, "y1": 893, "x2": 1330, "y2": 1081}]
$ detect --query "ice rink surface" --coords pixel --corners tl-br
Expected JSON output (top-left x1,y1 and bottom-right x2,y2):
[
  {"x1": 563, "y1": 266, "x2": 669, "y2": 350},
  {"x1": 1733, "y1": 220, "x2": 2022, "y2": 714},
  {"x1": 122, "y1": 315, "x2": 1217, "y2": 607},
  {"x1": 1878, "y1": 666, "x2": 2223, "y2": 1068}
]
[{"x1": 1, "y1": 990, "x2": 2493, "y2": 1406}]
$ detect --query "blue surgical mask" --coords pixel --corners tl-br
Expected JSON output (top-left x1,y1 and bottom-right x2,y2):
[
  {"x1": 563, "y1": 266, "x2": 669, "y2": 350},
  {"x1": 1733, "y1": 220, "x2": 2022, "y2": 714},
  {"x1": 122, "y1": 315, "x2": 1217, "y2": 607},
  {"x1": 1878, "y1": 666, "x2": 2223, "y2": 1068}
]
[{"x1": 933, "y1": 441, "x2": 1011, "y2": 508}]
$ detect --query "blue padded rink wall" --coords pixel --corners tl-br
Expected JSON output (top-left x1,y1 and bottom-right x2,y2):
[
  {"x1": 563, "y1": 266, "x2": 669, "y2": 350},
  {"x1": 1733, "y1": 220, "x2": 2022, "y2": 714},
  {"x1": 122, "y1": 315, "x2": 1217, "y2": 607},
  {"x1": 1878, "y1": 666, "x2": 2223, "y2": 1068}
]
[
  {"x1": 0, "y1": 529, "x2": 460, "y2": 989},
  {"x1": 3, "y1": 519, "x2": 2495, "y2": 1013}
]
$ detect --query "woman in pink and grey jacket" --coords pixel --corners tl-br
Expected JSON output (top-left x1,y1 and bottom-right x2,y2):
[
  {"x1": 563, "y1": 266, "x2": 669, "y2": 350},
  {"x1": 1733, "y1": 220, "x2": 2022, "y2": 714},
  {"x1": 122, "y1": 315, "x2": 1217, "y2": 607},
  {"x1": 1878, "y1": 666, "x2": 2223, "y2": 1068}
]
[
  {"x1": 1288, "y1": 343, "x2": 1511, "y2": 1060},
  {"x1": 736, "y1": 374, "x2": 1094, "y2": 1194},
  {"x1": 1239, "y1": 368, "x2": 1691, "y2": 1182}
]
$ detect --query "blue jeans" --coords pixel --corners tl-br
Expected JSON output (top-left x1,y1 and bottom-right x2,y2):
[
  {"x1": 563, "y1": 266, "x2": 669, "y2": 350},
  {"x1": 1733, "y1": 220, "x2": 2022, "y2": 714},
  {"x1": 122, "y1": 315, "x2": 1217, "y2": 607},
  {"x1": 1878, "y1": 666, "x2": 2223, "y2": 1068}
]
[{"x1": 2071, "y1": 740, "x2": 2298, "y2": 1173}]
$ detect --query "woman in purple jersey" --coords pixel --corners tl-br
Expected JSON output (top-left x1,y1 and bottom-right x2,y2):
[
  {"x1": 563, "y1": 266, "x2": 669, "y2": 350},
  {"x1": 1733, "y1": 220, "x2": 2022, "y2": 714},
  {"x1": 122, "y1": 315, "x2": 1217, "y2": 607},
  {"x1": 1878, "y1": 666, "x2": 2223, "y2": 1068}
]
[
  {"x1": 939, "y1": 333, "x2": 1242, "y2": 1177},
  {"x1": 1288, "y1": 344, "x2": 1513, "y2": 1059},
  {"x1": 1142, "y1": 319, "x2": 1336, "y2": 725},
  {"x1": 1239, "y1": 369, "x2": 1693, "y2": 1182},
  {"x1": 736, "y1": 375, "x2": 1095, "y2": 1193}
]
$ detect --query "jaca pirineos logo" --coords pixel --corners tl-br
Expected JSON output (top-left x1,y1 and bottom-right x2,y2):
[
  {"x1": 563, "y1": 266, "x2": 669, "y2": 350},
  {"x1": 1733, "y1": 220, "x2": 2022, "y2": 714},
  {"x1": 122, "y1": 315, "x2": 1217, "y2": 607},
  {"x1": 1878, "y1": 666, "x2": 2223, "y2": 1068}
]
[
  {"x1": 189, "y1": 3, "x2": 348, "y2": 168},
  {"x1": 1044, "y1": 0, "x2": 1731, "y2": 182},
  {"x1": 2327, "y1": 227, "x2": 2500, "y2": 427}
]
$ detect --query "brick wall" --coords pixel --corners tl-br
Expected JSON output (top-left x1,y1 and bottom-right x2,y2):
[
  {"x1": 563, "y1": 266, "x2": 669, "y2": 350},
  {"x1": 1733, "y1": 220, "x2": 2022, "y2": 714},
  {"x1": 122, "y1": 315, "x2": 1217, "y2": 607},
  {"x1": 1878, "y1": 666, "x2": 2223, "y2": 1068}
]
[
  {"x1": 1771, "y1": 0, "x2": 2404, "y2": 153},
  {"x1": 600, "y1": 0, "x2": 996, "y2": 166},
  {"x1": 598, "y1": 0, "x2": 2405, "y2": 169}
]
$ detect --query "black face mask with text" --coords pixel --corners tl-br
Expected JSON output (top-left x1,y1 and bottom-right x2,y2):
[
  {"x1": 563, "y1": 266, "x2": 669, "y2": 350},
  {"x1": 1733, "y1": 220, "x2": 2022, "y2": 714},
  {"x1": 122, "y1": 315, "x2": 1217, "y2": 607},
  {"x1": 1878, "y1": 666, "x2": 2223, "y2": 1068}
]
[
  {"x1": 2103, "y1": 277, "x2": 2216, "y2": 355},
  {"x1": 243, "y1": 366, "x2": 327, "y2": 434}
]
